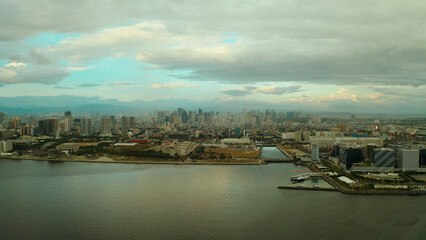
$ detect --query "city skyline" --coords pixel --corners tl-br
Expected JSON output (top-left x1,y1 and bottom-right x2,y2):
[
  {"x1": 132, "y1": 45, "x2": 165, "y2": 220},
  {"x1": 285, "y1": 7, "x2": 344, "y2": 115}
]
[
  {"x1": 1, "y1": 2, "x2": 425, "y2": 239},
  {"x1": 1, "y1": 1, "x2": 425, "y2": 115}
]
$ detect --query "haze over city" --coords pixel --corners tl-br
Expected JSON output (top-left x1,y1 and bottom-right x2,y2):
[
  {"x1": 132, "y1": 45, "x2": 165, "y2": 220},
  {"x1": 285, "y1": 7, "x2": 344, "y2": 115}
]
[{"x1": 1, "y1": 0, "x2": 425, "y2": 115}]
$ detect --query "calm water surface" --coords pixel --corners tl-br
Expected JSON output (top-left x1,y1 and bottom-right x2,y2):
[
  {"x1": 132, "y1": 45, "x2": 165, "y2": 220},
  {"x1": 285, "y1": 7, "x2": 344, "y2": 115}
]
[
  {"x1": 0, "y1": 159, "x2": 424, "y2": 240},
  {"x1": 260, "y1": 146, "x2": 289, "y2": 159}
]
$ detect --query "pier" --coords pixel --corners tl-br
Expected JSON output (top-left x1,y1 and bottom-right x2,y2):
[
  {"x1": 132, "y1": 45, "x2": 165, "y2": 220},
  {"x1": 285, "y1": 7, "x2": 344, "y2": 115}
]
[
  {"x1": 277, "y1": 186, "x2": 339, "y2": 192},
  {"x1": 290, "y1": 172, "x2": 322, "y2": 181}
]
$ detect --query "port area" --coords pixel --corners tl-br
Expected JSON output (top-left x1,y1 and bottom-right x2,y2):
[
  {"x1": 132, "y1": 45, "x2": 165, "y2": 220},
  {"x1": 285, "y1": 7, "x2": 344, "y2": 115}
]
[{"x1": 278, "y1": 160, "x2": 426, "y2": 195}]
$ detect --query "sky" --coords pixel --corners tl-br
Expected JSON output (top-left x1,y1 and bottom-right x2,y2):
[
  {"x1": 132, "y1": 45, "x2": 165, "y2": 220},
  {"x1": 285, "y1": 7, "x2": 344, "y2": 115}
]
[{"x1": 0, "y1": 0, "x2": 425, "y2": 114}]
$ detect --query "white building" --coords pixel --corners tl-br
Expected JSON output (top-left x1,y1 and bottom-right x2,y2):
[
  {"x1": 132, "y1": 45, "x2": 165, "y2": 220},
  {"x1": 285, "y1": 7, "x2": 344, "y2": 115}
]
[
  {"x1": 0, "y1": 140, "x2": 13, "y2": 152},
  {"x1": 282, "y1": 132, "x2": 295, "y2": 140},
  {"x1": 310, "y1": 137, "x2": 383, "y2": 148},
  {"x1": 311, "y1": 144, "x2": 319, "y2": 162}
]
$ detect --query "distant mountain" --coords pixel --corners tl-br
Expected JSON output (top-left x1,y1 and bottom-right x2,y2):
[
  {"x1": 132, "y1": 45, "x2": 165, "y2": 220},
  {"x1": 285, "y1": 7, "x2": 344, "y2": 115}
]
[{"x1": 0, "y1": 95, "x2": 424, "y2": 116}]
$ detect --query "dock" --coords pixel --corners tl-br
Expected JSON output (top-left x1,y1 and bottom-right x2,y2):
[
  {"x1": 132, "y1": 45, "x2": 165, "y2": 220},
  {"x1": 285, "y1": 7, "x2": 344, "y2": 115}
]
[{"x1": 277, "y1": 186, "x2": 338, "y2": 192}]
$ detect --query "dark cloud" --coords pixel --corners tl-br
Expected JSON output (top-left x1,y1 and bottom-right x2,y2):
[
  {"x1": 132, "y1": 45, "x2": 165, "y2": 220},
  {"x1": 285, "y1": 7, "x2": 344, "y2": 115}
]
[
  {"x1": 222, "y1": 89, "x2": 249, "y2": 96},
  {"x1": 53, "y1": 86, "x2": 73, "y2": 89},
  {"x1": 78, "y1": 83, "x2": 102, "y2": 87}
]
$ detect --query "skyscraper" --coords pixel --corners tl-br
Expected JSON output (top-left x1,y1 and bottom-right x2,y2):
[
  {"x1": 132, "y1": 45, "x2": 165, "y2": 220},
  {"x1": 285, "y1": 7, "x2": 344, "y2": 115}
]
[
  {"x1": 82, "y1": 118, "x2": 92, "y2": 136},
  {"x1": 101, "y1": 117, "x2": 112, "y2": 135},
  {"x1": 38, "y1": 120, "x2": 46, "y2": 136},
  {"x1": 45, "y1": 118, "x2": 59, "y2": 137},
  {"x1": 122, "y1": 116, "x2": 129, "y2": 133},
  {"x1": 64, "y1": 110, "x2": 73, "y2": 129}
]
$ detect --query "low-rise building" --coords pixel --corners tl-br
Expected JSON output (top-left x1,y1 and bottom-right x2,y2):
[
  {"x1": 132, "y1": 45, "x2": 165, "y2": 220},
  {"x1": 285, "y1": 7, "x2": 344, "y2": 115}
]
[{"x1": 56, "y1": 143, "x2": 80, "y2": 153}]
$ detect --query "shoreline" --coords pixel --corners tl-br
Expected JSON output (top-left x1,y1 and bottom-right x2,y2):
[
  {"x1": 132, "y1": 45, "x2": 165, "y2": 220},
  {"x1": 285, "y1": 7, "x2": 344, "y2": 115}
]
[
  {"x1": 3, "y1": 156, "x2": 425, "y2": 195},
  {"x1": 0, "y1": 156, "x2": 265, "y2": 165}
]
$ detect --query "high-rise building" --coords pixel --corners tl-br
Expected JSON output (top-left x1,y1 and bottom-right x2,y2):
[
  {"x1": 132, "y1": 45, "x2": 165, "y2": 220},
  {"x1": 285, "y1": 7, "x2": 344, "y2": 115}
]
[
  {"x1": 312, "y1": 144, "x2": 319, "y2": 162},
  {"x1": 101, "y1": 117, "x2": 112, "y2": 135},
  {"x1": 398, "y1": 149, "x2": 419, "y2": 171},
  {"x1": 20, "y1": 124, "x2": 32, "y2": 136},
  {"x1": 302, "y1": 131, "x2": 310, "y2": 142},
  {"x1": 122, "y1": 116, "x2": 129, "y2": 133},
  {"x1": 38, "y1": 120, "x2": 46, "y2": 136},
  {"x1": 82, "y1": 118, "x2": 92, "y2": 136},
  {"x1": 12, "y1": 118, "x2": 20, "y2": 129},
  {"x1": 64, "y1": 110, "x2": 73, "y2": 129},
  {"x1": 295, "y1": 131, "x2": 310, "y2": 142},
  {"x1": 172, "y1": 115, "x2": 182, "y2": 125},
  {"x1": 45, "y1": 118, "x2": 59, "y2": 137}
]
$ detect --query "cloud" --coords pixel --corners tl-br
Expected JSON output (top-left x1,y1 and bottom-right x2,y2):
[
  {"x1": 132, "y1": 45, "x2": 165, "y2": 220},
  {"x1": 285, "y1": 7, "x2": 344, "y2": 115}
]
[
  {"x1": 53, "y1": 86, "x2": 73, "y2": 89},
  {"x1": 0, "y1": 48, "x2": 70, "y2": 84},
  {"x1": 29, "y1": 49, "x2": 52, "y2": 64},
  {"x1": 67, "y1": 66, "x2": 91, "y2": 71},
  {"x1": 109, "y1": 82, "x2": 135, "y2": 86},
  {"x1": 78, "y1": 83, "x2": 102, "y2": 87},
  {"x1": 151, "y1": 82, "x2": 200, "y2": 89},
  {"x1": 222, "y1": 85, "x2": 301, "y2": 96},
  {"x1": 0, "y1": 61, "x2": 69, "y2": 84},
  {"x1": 2, "y1": 1, "x2": 426, "y2": 87}
]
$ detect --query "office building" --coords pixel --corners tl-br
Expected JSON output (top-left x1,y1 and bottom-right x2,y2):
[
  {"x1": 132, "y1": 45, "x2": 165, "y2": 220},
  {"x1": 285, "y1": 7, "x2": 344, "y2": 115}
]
[
  {"x1": 101, "y1": 117, "x2": 112, "y2": 135},
  {"x1": 312, "y1": 144, "x2": 319, "y2": 162},
  {"x1": 82, "y1": 118, "x2": 92, "y2": 136},
  {"x1": 45, "y1": 118, "x2": 59, "y2": 137},
  {"x1": 20, "y1": 124, "x2": 32, "y2": 136},
  {"x1": 122, "y1": 116, "x2": 129, "y2": 133},
  {"x1": 64, "y1": 110, "x2": 73, "y2": 129},
  {"x1": 373, "y1": 148, "x2": 395, "y2": 167},
  {"x1": 398, "y1": 149, "x2": 419, "y2": 171},
  {"x1": 339, "y1": 147, "x2": 363, "y2": 170},
  {"x1": 0, "y1": 140, "x2": 13, "y2": 152}
]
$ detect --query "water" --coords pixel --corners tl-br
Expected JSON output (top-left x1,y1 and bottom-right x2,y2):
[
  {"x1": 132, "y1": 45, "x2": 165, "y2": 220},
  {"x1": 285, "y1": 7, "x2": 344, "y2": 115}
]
[
  {"x1": 0, "y1": 159, "x2": 425, "y2": 240},
  {"x1": 260, "y1": 147, "x2": 289, "y2": 159}
]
